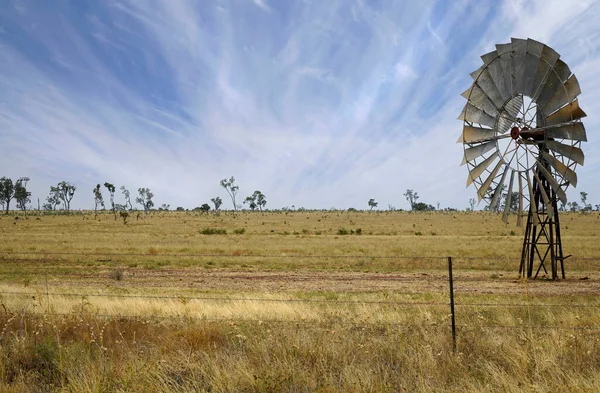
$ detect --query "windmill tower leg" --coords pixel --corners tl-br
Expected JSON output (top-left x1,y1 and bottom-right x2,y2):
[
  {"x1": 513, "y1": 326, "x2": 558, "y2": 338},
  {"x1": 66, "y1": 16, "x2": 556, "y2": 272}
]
[
  {"x1": 552, "y1": 194, "x2": 566, "y2": 279},
  {"x1": 519, "y1": 170, "x2": 565, "y2": 280},
  {"x1": 519, "y1": 209, "x2": 532, "y2": 277}
]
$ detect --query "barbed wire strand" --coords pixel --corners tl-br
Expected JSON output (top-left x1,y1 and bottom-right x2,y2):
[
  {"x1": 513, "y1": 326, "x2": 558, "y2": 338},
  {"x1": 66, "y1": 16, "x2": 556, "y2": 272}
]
[
  {"x1": 2, "y1": 310, "x2": 599, "y2": 333},
  {"x1": 2, "y1": 251, "x2": 599, "y2": 261}
]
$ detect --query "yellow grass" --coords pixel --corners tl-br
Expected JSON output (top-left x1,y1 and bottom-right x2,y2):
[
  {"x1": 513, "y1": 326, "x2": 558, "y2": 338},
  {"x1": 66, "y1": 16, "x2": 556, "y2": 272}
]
[{"x1": 0, "y1": 210, "x2": 598, "y2": 392}]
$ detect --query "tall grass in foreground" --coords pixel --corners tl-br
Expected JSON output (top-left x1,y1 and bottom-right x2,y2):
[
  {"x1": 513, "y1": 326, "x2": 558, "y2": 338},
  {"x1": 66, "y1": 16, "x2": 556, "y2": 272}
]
[{"x1": 0, "y1": 308, "x2": 598, "y2": 392}]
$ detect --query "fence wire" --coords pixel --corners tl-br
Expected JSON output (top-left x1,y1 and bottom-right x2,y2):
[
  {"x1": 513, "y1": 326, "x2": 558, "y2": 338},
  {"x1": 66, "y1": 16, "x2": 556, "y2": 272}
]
[
  {"x1": 1, "y1": 310, "x2": 599, "y2": 334},
  {"x1": 1, "y1": 290, "x2": 599, "y2": 308},
  {"x1": 0, "y1": 252, "x2": 598, "y2": 339},
  {"x1": 2, "y1": 250, "x2": 600, "y2": 261}
]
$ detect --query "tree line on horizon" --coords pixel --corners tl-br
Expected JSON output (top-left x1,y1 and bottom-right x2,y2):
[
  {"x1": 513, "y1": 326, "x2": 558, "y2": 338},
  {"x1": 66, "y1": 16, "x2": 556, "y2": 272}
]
[
  {"x1": 1, "y1": 175, "x2": 598, "y2": 215},
  {"x1": 0, "y1": 176, "x2": 267, "y2": 216}
]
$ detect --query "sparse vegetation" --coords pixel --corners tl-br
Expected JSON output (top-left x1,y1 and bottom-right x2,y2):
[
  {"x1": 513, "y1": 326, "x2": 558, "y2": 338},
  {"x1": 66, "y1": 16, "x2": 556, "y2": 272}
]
[
  {"x1": 200, "y1": 227, "x2": 227, "y2": 235},
  {"x1": 337, "y1": 227, "x2": 350, "y2": 235},
  {"x1": 119, "y1": 211, "x2": 129, "y2": 224}
]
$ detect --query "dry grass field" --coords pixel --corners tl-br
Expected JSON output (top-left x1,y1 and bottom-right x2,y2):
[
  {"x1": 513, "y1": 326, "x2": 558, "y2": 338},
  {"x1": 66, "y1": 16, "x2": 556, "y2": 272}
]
[{"x1": 0, "y1": 210, "x2": 599, "y2": 392}]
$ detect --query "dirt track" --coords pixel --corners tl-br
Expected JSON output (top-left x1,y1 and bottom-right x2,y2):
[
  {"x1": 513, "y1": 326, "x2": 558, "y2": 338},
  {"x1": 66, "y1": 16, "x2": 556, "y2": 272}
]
[{"x1": 43, "y1": 268, "x2": 600, "y2": 297}]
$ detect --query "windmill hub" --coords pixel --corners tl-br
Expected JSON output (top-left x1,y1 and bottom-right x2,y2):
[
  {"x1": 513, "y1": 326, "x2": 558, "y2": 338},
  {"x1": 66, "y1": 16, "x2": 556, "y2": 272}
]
[
  {"x1": 510, "y1": 125, "x2": 531, "y2": 140},
  {"x1": 510, "y1": 126, "x2": 521, "y2": 139}
]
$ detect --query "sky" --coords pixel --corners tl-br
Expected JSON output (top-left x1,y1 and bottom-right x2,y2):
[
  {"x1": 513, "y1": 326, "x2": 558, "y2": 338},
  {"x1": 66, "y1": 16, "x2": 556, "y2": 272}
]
[{"x1": 0, "y1": 0, "x2": 598, "y2": 211}]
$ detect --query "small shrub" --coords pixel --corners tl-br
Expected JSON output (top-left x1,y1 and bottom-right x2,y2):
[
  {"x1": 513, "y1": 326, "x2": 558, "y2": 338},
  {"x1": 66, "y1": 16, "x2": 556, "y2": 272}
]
[
  {"x1": 111, "y1": 269, "x2": 123, "y2": 281},
  {"x1": 355, "y1": 228, "x2": 362, "y2": 235},
  {"x1": 233, "y1": 228, "x2": 246, "y2": 234},
  {"x1": 315, "y1": 230, "x2": 322, "y2": 235},
  {"x1": 337, "y1": 228, "x2": 350, "y2": 235},
  {"x1": 414, "y1": 231, "x2": 423, "y2": 236},
  {"x1": 200, "y1": 228, "x2": 227, "y2": 235}
]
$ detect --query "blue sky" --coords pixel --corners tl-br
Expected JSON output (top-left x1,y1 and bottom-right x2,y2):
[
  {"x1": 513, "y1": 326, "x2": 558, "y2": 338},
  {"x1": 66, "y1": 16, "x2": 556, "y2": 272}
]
[{"x1": 0, "y1": 0, "x2": 598, "y2": 210}]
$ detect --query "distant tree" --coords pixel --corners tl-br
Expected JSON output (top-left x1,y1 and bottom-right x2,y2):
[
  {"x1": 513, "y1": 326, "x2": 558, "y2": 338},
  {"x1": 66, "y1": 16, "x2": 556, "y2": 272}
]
[
  {"x1": 368, "y1": 199, "x2": 378, "y2": 210},
  {"x1": 256, "y1": 192, "x2": 266, "y2": 211},
  {"x1": 388, "y1": 204, "x2": 396, "y2": 211},
  {"x1": 244, "y1": 196, "x2": 257, "y2": 211},
  {"x1": 104, "y1": 183, "x2": 117, "y2": 220},
  {"x1": 468, "y1": 198, "x2": 476, "y2": 211},
  {"x1": 200, "y1": 203, "x2": 211, "y2": 213},
  {"x1": 176, "y1": 206, "x2": 185, "y2": 211},
  {"x1": 580, "y1": 192, "x2": 592, "y2": 212},
  {"x1": 220, "y1": 177, "x2": 239, "y2": 210},
  {"x1": 403, "y1": 189, "x2": 419, "y2": 210},
  {"x1": 0, "y1": 179, "x2": 6, "y2": 212},
  {"x1": 93, "y1": 184, "x2": 104, "y2": 219},
  {"x1": 211, "y1": 196, "x2": 223, "y2": 212},
  {"x1": 15, "y1": 177, "x2": 31, "y2": 213},
  {"x1": 244, "y1": 190, "x2": 266, "y2": 211},
  {"x1": 52, "y1": 181, "x2": 76, "y2": 212},
  {"x1": 120, "y1": 186, "x2": 133, "y2": 211},
  {"x1": 413, "y1": 202, "x2": 435, "y2": 211},
  {"x1": 136, "y1": 188, "x2": 154, "y2": 214},
  {"x1": 159, "y1": 204, "x2": 170, "y2": 211},
  {"x1": 0, "y1": 177, "x2": 16, "y2": 213},
  {"x1": 43, "y1": 190, "x2": 61, "y2": 211},
  {"x1": 567, "y1": 201, "x2": 580, "y2": 212}
]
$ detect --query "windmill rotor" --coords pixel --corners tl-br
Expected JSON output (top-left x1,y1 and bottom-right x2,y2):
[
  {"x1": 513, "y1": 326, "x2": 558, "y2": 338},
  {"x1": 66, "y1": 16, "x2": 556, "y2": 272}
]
[{"x1": 458, "y1": 38, "x2": 587, "y2": 279}]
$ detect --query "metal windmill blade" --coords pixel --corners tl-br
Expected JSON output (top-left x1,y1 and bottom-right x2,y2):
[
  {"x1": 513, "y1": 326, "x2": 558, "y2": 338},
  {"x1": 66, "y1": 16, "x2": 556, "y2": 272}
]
[{"x1": 458, "y1": 38, "x2": 587, "y2": 280}]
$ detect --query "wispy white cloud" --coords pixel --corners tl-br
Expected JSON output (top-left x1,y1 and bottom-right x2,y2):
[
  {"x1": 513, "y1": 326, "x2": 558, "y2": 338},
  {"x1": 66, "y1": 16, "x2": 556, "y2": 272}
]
[
  {"x1": 0, "y1": 0, "x2": 599, "y2": 211},
  {"x1": 393, "y1": 63, "x2": 417, "y2": 80},
  {"x1": 252, "y1": 0, "x2": 271, "y2": 12}
]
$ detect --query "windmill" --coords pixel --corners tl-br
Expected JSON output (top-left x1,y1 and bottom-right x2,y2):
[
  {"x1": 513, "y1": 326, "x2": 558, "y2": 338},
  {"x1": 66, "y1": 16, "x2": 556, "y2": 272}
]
[{"x1": 458, "y1": 38, "x2": 587, "y2": 280}]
